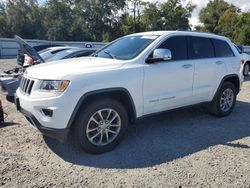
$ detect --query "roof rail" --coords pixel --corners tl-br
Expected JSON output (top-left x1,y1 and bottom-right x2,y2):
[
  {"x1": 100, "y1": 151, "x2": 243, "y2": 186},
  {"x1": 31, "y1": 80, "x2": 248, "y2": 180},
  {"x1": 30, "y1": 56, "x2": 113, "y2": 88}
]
[{"x1": 176, "y1": 30, "x2": 216, "y2": 35}]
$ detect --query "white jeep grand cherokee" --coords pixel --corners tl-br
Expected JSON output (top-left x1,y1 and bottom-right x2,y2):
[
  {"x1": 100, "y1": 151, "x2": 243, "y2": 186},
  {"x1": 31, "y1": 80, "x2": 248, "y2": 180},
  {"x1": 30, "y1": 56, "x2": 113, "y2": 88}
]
[{"x1": 15, "y1": 31, "x2": 243, "y2": 153}]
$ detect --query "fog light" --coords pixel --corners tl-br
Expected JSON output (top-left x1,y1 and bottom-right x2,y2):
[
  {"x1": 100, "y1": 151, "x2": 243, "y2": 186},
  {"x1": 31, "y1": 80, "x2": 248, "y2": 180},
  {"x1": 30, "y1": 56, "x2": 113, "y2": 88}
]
[{"x1": 41, "y1": 109, "x2": 53, "y2": 117}]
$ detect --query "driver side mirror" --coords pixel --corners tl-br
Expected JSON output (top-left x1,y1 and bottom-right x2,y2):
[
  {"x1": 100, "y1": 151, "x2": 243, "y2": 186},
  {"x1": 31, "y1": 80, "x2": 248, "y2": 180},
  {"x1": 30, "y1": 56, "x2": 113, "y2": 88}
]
[{"x1": 146, "y1": 48, "x2": 172, "y2": 64}]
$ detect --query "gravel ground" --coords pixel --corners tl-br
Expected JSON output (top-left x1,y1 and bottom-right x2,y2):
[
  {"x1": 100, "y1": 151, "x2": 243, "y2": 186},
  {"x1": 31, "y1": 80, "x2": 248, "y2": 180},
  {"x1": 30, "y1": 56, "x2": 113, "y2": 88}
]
[{"x1": 0, "y1": 59, "x2": 250, "y2": 187}]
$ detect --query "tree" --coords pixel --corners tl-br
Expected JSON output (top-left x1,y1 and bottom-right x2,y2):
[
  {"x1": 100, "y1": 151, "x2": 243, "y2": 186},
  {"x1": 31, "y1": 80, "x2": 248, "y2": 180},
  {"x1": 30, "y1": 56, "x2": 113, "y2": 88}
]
[
  {"x1": 235, "y1": 12, "x2": 250, "y2": 45},
  {"x1": 3, "y1": 0, "x2": 45, "y2": 38},
  {"x1": 199, "y1": 0, "x2": 231, "y2": 33},
  {"x1": 140, "y1": 2, "x2": 161, "y2": 31},
  {"x1": 0, "y1": 3, "x2": 7, "y2": 37},
  {"x1": 125, "y1": 0, "x2": 147, "y2": 32},
  {"x1": 141, "y1": 0, "x2": 195, "y2": 31},
  {"x1": 42, "y1": 0, "x2": 73, "y2": 40},
  {"x1": 160, "y1": 0, "x2": 195, "y2": 30},
  {"x1": 1, "y1": 0, "x2": 46, "y2": 39},
  {"x1": 214, "y1": 7, "x2": 239, "y2": 42},
  {"x1": 73, "y1": 0, "x2": 126, "y2": 41},
  {"x1": 28, "y1": 1, "x2": 46, "y2": 39}
]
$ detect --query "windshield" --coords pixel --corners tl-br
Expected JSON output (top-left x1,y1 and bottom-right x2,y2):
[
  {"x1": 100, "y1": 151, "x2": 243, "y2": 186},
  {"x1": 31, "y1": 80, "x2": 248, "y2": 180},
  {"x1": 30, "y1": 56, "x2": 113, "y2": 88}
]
[
  {"x1": 46, "y1": 49, "x2": 80, "y2": 62},
  {"x1": 95, "y1": 35, "x2": 159, "y2": 60},
  {"x1": 234, "y1": 44, "x2": 242, "y2": 54}
]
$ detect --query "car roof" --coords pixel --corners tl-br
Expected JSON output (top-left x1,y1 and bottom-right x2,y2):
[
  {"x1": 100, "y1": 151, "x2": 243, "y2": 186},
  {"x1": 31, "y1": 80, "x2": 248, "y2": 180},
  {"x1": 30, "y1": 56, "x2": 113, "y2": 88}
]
[
  {"x1": 128, "y1": 30, "x2": 229, "y2": 41},
  {"x1": 128, "y1": 31, "x2": 169, "y2": 36},
  {"x1": 38, "y1": 46, "x2": 77, "y2": 55},
  {"x1": 62, "y1": 48, "x2": 95, "y2": 53},
  {"x1": 46, "y1": 46, "x2": 76, "y2": 51}
]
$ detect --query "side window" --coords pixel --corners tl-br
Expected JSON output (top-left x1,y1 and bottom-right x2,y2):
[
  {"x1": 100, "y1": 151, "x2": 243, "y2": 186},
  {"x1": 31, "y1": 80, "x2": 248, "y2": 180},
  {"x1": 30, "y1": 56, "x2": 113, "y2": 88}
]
[
  {"x1": 212, "y1": 39, "x2": 235, "y2": 57},
  {"x1": 188, "y1": 36, "x2": 215, "y2": 59},
  {"x1": 158, "y1": 36, "x2": 188, "y2": 61}
]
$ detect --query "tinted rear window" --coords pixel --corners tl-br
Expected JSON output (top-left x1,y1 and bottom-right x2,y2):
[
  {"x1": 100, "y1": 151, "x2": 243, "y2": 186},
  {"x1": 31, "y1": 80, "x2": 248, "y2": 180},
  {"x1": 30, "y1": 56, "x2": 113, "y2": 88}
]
[
  {"x1": 188, "y1": 36, "x2": 215, "y2": 59},
  {"x1": 159, "y1": 36, "x2": 188, "y2": 61},
  {"x1": 212, "y1": 39, "x2": 235, "y2": 57}
]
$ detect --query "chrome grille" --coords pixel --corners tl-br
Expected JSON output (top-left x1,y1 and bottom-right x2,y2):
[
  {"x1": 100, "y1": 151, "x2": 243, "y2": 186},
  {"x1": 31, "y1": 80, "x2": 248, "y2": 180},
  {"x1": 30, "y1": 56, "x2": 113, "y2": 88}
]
[{"x1": 20, "y1": 77, "x2": 34, "y2": 95}]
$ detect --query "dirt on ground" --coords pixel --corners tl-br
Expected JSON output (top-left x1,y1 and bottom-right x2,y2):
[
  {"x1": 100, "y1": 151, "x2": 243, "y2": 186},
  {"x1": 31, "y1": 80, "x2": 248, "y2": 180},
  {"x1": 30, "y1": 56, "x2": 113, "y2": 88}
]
[{"x1": 0, "y1": 59, "x2": 250, "y2": 187}]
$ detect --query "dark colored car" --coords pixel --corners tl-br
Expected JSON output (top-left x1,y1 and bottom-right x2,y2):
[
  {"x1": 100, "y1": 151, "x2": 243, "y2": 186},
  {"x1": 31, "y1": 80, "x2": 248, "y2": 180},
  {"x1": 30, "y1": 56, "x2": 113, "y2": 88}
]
[{"x1": 46, "y1": 48, "x2": 96, "y2": 62}]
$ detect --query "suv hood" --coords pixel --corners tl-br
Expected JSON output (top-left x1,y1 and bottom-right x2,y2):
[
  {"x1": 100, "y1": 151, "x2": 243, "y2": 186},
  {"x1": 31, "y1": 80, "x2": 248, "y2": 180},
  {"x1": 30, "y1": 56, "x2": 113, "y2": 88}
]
[{"x1": 25, "y1": 57, "x2": 124, "y2": 79}]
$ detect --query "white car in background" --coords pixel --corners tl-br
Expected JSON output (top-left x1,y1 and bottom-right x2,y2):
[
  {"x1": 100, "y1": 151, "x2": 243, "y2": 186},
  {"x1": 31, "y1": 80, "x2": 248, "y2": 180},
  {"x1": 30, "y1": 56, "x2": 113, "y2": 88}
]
[
  {"x1": 241, "y1": 53, "x2": 250, "y2": 77},
  {"x1": 235, "y1": 45, "x2": 250, "y2": 77}
]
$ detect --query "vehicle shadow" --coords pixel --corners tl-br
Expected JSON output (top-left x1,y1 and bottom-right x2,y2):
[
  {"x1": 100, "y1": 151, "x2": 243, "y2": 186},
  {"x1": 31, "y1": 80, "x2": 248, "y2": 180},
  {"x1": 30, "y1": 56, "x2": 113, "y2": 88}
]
[{"x1": 44, "y1": 100, "x2": 250, "y2": 169}]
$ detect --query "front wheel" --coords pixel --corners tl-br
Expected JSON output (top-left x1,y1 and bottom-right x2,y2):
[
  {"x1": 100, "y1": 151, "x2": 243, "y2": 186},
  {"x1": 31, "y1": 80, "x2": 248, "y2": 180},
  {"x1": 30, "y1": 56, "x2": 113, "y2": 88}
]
[
  {"x1": 243, "y1": 63, "x2": 249, "y2": 77},
  {"x1": 73, "y1": 98, "x2": 128, "y2": 154},
  {"x1": 208, "y1": 82, "x2": 236, "y2": 117}
]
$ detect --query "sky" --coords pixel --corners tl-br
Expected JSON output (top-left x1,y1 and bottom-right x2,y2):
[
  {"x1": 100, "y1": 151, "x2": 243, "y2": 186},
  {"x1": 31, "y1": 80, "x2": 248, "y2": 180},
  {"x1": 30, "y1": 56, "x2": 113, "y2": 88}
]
[{"x1": 36, "y1": 0, "x2": 250, "y2": 26}]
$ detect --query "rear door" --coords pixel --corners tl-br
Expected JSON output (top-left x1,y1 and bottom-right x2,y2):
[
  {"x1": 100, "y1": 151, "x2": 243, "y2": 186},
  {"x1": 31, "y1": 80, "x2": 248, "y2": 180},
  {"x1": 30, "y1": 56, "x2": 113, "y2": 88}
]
[
  {"x1": 212, "y1": 38, "x2": 239, "y2": 70},
  {"x1": 189, "y1": 36, "x2": 227, "y2": 103}
]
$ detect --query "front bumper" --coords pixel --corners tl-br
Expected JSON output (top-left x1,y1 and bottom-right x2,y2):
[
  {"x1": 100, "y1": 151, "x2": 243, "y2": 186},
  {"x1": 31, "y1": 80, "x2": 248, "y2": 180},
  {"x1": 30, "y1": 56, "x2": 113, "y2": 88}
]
[
  {"x1": 15, "y1": 97, "x2": 69, "y2": 142},
  {"x1": 15, "y1": 85, "x2": 78, "y2": 142},
  {"x1": 16, "y1": 87, "x2": 77, "y2": 130}
]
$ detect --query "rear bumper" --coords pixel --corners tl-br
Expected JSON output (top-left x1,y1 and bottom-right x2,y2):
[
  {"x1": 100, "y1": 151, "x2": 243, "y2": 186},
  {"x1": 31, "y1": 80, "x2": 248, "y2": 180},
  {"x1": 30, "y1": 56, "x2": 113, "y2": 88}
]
[{"x1": 17, "y1": 102, "x2": 69, "y2": 142}]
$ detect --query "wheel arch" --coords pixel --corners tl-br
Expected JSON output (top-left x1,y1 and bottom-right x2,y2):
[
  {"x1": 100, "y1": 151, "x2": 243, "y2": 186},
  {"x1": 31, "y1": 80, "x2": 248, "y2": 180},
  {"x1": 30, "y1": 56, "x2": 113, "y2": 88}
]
[
  {"x1": 67, "y1": 88, "x2": 137, "y2": 130},
  {"x1": 213, "y1": 74, "x2": 240, "y2": 101},
  {"x1": 245, "y1": 60, "x2": 250, "y2": 65}
]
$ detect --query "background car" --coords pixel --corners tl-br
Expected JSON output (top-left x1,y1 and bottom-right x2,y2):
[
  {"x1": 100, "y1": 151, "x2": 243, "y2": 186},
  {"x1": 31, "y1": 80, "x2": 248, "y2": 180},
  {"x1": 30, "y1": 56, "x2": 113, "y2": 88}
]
[
  {"x1": 17, "y1": 44, "x2": 63, "y2": 66},
  {"x1": 16, "y1": 36, "x2": 96, "y2": 67},
  {"x1": 46, "y1": 48, "x2": 96, "y2": 62},
  {"x1": 23, "y1": 46, "x2": 77, "y2": 66},
  {"x1": 235, "y1": 44, "x2": 250, "y2": 77},
  {"x1": 0, "y1": 37, "x2": 96, "y2": 97}
]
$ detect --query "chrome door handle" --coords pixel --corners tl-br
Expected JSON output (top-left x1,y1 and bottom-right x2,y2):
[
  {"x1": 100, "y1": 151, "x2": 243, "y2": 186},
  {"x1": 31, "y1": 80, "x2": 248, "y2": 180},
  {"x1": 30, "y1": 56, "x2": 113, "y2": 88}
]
[
  {"x1": 216, "y1": 61, "x2": 224, "y2": 65},
  {"x1": 182, "y1": 64, "x2": 192, "y2": 69}
]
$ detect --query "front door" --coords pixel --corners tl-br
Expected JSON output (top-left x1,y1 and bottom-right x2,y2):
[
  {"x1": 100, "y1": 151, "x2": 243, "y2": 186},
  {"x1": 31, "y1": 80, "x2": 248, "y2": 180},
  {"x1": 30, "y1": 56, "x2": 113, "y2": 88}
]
[{"x1": 143, "y1": 36, "x2": 194, "y2": 115}]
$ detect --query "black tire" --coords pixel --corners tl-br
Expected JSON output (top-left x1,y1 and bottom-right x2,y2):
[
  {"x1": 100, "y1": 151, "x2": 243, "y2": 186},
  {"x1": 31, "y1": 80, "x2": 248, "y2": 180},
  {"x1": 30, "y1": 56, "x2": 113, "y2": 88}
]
[
  {"x1": 208, "y1": 82, "x2": 236, "y2": 117},
  {"x1": 73, "y1": 97, "x2": 128, "y2": 154},
  {"x1": 243, "y1": 63, "x2": 249, "y2": 77}
]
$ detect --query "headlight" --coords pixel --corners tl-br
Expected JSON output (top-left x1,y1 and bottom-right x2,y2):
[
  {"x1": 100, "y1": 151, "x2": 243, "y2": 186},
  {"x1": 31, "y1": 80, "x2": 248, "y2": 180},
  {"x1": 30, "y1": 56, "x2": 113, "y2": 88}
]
[{"x1": 39, "y1": 80, "x2": 70, "y2": 92}]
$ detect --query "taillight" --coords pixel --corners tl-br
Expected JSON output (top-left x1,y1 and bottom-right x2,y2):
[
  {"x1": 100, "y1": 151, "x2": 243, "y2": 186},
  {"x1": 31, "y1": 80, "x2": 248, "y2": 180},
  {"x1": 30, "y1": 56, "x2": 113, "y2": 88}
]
[{"x1": 27, "y1": 58, "x2": 34, "y2": 65}]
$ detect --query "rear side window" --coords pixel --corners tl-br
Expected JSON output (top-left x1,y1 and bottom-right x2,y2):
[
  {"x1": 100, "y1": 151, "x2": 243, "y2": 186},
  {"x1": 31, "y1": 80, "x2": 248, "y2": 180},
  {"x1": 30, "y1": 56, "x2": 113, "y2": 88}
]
[
  {"x1": 188, "y1": 36, "x2": 215, "y2": 59},
  {"x1": 212, "y1": 39, "x2": 235, "y2": 57},
  {"x1": 159, "y1": 36, "x2": 188, "y2": 61}
]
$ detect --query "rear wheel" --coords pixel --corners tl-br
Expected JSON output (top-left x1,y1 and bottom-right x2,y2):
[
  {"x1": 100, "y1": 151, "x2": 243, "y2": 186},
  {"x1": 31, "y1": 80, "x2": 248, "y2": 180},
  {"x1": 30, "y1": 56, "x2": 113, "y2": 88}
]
[
  {"x1": 208, "y1": 82, "x2": 236, "y2": 117},
  {"x1": 73, "y1": 98, "x2": 128, "y2": 154},
  {"x1": 243, "y1": 63, "x2": 249, "y2": 77}
]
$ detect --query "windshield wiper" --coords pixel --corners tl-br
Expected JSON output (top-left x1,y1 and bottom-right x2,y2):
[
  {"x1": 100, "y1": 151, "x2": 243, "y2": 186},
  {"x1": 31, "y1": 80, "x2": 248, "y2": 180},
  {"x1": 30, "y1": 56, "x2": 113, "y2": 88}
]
[{"x1": 104, "y1": 51, "x2": 116, "y2": 59}]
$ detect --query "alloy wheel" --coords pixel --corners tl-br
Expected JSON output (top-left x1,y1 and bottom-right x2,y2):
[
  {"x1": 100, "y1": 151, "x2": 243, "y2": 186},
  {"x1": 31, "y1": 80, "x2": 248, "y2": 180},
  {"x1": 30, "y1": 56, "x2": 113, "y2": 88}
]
[{"x1": 86, "y1": 108, "x2": 121, "y2": 146}]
